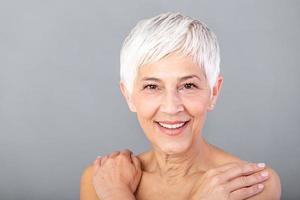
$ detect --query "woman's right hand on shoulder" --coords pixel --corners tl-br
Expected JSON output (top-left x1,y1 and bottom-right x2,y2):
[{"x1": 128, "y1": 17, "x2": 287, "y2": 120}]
[
  {"x1": 190, "y1": 162, "x2": 269, "y2": 200},
  {"x1": 92, "y1": 149, "x2": 142, "y2": 200}
]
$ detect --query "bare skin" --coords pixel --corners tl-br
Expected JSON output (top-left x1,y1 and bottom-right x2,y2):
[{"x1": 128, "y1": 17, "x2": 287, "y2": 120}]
[
  {"x1": 80, "y1": 142, "x2": 281, "y2": 200},
  {"x1": 135, "y1": 141, "x2": 280, "y2": 200},
  {"x1": 80, "y1": 54, "x2": 281, "y2": 200}
]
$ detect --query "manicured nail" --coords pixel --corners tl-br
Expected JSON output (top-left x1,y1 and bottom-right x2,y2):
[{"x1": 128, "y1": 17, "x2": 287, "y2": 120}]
[
  {"x1": 261, "y1": 171, "x2": 269, "y2": 177},
  {"x1": 97, "y1": 156, "x2": 101, "y2": 159},
  {"x1": 258, "y1": 184, "x2": 264, "y2": 189},
  {"x1": 257, "y1": 163, "x2": 266, "y2": 168}
]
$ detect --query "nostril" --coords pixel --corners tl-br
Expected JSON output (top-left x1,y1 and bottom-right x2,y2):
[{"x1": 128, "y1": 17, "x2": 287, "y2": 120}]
[
  {"x1": 161, "y1": 99, "x2": 183, "y2": 112},
  {"x1": 160, "y1": 104, "x2": 184, "y2": 114},
  {"x1": 177, "y1": 105, "x2": 184, "y2": 112}
]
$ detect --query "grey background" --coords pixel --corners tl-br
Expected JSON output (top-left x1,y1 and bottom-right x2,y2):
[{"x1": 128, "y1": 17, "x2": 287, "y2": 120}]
[{"x1": 0, "y1": 0, "x2": 299, "y2": 199}]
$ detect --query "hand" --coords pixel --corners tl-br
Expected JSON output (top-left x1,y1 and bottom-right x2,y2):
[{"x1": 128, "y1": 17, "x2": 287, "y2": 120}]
[
  {"x1": 92, "y1": 149, "x2": 142, "y2": 200},
  {"x1": 190, "y1": 162, "x2": 269, "y2": 200}
]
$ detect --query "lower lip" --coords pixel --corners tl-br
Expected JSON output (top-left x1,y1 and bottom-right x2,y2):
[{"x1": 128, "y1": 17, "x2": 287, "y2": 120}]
[{"x1": 156, "y1": 121, "x2": 190, "y2": 136}]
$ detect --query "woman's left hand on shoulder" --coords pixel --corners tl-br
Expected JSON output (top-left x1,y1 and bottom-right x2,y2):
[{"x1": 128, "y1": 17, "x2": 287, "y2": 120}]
[{"x1": 92, "y1": 149, "x2": 142, "y2": 200}]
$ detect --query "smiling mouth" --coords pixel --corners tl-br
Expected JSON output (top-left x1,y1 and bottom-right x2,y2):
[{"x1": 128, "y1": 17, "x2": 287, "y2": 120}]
[
  {"x1": 155, "y1": 120, "x2": 190, "y2": 129},
  {"x1": 154, "y1": 120, "x2": 190, "y2": 136}
]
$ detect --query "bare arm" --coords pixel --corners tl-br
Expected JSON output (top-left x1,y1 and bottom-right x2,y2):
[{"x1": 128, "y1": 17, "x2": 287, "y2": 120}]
[
  {"x1": 80, "y1": 150, "x2": 141, "y2": 200},
  {"x1": 80, "y1": 164, "x2": 100, "y2": 200},
  {"x1": 80, "y1": 164, "x2": 136, "y2": 200}
]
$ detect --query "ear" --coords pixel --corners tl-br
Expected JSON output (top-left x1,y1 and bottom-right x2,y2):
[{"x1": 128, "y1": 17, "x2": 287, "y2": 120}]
[
  {"x1": 207, "y1": 74, "x2": 223, "y2": 111},
  {"x1": 119, "y1": 81, "x2": 136, "y2": 112}
]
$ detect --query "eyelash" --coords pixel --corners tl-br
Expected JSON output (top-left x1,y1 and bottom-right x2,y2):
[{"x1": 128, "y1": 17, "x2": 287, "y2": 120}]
[
  {"x1": 142, "y1": 83, "x2": 198, "y2": 90},
  {"x1": 143, "y1": 84, "x2": 158, "y2": 90},
  {"x1": 182, "y1": 82, "x2": 198, "y2": 89}
]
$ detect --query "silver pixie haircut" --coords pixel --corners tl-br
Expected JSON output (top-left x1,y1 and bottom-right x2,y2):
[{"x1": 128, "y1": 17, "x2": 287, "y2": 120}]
[{"x1": 120, "y1": 12, "x2": 220, "y2": 94}]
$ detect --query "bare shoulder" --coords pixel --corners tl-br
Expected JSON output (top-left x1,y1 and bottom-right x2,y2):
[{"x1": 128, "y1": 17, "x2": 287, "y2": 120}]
[
  {"x1": 208, "y1": 143, "x2": 245, "y2": 165},
  {"x1": 248, "y1": 166, "x2": 281, "y2": 200},
  {"x1": 80, "y1": 164, "x2": 100, "y2": 200},
  {"x1": 137, "y1": 150, "x2": 153, "y2": 172},
  {"x1": 210, "y1": 144, "x2": 281, "y2": 199}
]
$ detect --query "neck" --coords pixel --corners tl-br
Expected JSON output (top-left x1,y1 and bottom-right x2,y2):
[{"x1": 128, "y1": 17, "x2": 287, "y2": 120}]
[{"x1": 149, "y1": 136, "x2": 211, "y2": 185}]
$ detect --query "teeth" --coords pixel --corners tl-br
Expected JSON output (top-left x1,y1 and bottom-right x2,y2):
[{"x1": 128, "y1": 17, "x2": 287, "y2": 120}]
[{"x1": 158, "y1": 122, "x2": 186, "y2": 129}]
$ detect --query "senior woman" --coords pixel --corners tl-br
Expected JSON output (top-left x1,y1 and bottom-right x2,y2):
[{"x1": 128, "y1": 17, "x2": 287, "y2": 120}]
[{"x1": 80, "y1": 12, "x2": 281, "y2": 200}]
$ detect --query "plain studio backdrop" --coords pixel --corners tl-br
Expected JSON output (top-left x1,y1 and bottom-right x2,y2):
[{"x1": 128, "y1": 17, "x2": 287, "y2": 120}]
[{"x1": 0, "y1": 0, "x2": 299, "y2": 199}]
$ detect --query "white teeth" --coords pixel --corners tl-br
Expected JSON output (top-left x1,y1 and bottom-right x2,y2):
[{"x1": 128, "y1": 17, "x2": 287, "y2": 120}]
[{"x1": 158, "y1": 122, "x2": 186, "y2": 129}]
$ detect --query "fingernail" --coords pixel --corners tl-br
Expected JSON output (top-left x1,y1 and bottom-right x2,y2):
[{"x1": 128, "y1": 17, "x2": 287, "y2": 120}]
[
  {"x1": 261, "y1": 171, "x2": 269, "y2": 177},
  {"x1": 258, "y1": 184, "x2": 264, "y2": 189},
  {"x1": 257, "y1": 163, "x2": 266, "y2": 168},
  {"x1": 97, "y1": 156, "x2": 101, "y2": 159}
]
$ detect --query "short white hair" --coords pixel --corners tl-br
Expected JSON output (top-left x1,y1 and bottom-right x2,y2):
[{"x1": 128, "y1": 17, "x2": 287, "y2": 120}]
[{"x1": 120, "y1": 12, "x2": 220, "y2": 94}]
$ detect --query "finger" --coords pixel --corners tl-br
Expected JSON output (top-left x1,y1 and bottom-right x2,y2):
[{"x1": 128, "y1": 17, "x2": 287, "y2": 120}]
[
  {"x1": 120, "y1": 149, "x2": 133, "y2": 163},
  {"x1": 206, "y1": 162, "x2": 246, "y2": 177},
  {"x1": 230, "y1": 183, "x2": 264, "y2": 200},
  {"x1": 131, "y1": 154, "x2": 142, "y2": 171},
  {"x1": 93, "y1": 156, "x2": 101, "y2": 175},
  {"x1": 108, "y1": 151, "x2": 120, "y2": 158},
  {"x1": 120, "y1": 149, "x2": 133, "y2": 156},
  {"x1": 226, "y1": 170, "x2": 269, "y2": 192},
  {"x1": 218, "y1": 163, "x2": 266, "y2": 183},
  {"x1": 100, "y1": 155, "x2": 108, "y2": 166}
]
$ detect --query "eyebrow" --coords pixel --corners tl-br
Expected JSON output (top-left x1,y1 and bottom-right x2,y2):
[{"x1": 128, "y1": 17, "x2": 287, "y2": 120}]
[{"x1": 140, "y1": 75, "x2": 202, "y2": 82}]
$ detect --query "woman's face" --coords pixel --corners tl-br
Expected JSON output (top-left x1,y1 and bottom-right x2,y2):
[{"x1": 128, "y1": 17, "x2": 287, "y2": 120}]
[{"x1": 121, "y1": 54, "x2": 223, "y2": 154}]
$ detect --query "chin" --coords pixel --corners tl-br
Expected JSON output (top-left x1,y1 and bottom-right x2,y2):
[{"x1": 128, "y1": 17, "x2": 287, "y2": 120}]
[
  {"x1": 155, "y1": 139, "x2": 192, "y2": 155},
  {"x1": 149, "y1": 125, "x2": 197, "y2": 155}
]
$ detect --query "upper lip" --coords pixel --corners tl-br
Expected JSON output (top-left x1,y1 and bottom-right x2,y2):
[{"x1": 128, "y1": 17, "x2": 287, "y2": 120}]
[{"x1": 155, "y1": 120, "x2": 190, "y2": 124}]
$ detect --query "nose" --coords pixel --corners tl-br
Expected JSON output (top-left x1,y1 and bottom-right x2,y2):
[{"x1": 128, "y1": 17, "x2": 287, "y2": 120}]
[{"x1": 160, "y1": 89, "x2": 184, "y2": 114}]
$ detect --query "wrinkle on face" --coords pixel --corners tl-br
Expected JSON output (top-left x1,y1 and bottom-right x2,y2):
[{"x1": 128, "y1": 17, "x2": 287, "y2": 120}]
[{"x1": 129, "y1": 54, "x2": 217, "y2": 184}]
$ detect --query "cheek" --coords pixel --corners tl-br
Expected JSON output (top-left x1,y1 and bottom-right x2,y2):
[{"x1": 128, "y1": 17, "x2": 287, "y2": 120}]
[
  {"x1": 182, "y1": 94, "x2": 210, "y2": 115},
  {"x1": 182, "y1": 94, "x2": 210, "y2": 134},
  {"x1": 134, "y1": 95, "x2": 160, "y2": 119}
]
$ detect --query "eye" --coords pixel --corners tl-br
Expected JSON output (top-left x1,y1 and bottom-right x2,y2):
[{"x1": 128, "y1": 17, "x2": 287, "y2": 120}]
[
  {"x1": 183, "y1": 82, "x2": 198, "y2": 89},
  {"x1": 143, "y1": 84, "x2": 158, "y2": 90}
]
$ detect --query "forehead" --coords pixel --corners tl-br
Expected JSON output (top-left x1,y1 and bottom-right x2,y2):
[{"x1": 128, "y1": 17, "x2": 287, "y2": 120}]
[{"x1": 137, "y1": 54, "x2": 205, "y2": 80}]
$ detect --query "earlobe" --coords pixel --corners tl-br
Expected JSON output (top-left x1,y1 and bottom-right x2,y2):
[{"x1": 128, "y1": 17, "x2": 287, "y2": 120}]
[
  {"x1": 119, "y1": 81, "x2": 136, "y2": 112},
  {"x1": 129, "y1": 104, "x2": 137, "y2": 112},
  {"x1": 207, "y1": 103, "x2": 215, "y2": 111}
]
